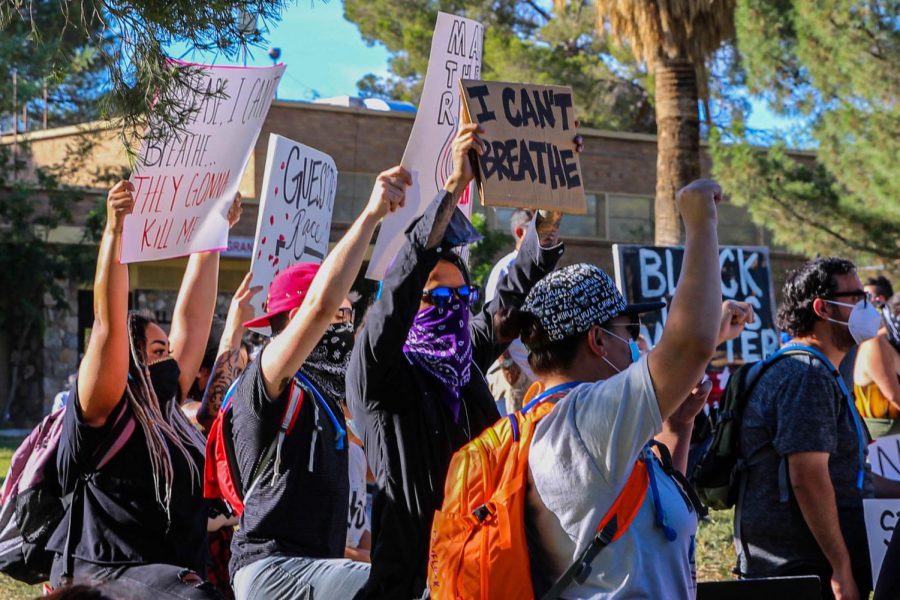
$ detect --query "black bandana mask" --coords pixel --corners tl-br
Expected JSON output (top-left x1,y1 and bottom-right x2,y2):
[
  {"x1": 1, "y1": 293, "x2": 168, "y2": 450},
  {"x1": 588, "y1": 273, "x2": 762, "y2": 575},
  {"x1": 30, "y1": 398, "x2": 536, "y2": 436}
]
[
  {"x1": 299, "y1": 323, "x2": 355, "y2": 403},
  {"x1": 148, "y1": 357, "x2": 181, "y2": 404}
]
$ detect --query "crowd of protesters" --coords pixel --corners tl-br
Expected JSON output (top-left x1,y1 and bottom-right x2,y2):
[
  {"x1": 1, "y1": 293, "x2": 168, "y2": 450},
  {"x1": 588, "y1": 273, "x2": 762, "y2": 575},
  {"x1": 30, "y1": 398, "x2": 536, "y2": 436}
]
[{"x1": 10, "y1": 119, "x2": 900, "y2": 600}]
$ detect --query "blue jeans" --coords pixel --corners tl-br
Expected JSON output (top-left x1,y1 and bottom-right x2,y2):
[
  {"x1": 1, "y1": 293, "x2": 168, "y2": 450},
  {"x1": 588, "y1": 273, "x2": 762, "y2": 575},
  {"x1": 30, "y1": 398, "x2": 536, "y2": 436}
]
[{"x1": 233, "y1": 554, "x2": 370, "y2": 600}]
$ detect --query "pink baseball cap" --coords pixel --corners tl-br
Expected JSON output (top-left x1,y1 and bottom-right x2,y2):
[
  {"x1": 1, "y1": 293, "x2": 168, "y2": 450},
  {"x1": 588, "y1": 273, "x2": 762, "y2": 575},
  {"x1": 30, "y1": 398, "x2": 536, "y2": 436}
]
[{"x1": 243, "y1": 263, "x2": 321, "y2": 329}]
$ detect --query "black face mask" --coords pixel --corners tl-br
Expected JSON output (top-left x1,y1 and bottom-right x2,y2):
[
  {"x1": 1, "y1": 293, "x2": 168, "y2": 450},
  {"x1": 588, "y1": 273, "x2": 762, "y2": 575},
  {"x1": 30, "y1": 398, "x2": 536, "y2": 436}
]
[
  {"x1": 299, "y1": 323, "x2": 354, "y2": 402},
  {"x1": 148, "y1": 357, "x2": 181, "y2": 404}
]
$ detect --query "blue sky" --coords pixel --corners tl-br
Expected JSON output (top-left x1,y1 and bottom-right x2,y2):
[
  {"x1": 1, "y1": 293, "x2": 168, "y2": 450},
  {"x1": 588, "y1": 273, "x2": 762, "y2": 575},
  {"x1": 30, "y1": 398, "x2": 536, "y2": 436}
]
[{"x1": 171, "y1": 1, "x2": 794, "y2": 136}]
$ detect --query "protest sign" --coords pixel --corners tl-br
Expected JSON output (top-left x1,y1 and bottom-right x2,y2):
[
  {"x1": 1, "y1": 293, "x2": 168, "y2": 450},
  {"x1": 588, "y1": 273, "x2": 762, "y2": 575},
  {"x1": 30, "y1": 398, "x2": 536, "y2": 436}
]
[
  {"x1": 459, "y1": 80, "x2": 586, "y2": 215},
  {"x1": 121, "y1": 61, "x2": 285, "y2": 263},
  {"x1": 367, "y1": 12, "x2": 483, "y2": 280},
  {"x1": 614, "y1": 244, "x2": 777, "y2": 402},
  {"x1": 869, "y1": 434, "x2": 900, "y2": 480},
  {"x1": 248, "y1": 134, "x2": 337, "y2": 330},
  {"x1": 864, "y1": 498, "x2": 900, "y2": 588}
]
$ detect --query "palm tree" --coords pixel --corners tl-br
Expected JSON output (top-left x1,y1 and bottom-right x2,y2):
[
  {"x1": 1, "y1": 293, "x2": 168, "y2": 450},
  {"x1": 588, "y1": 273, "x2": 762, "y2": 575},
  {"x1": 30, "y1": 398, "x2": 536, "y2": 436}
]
[{"x1": 587, "y1": 1, "x2": 735, "y2": 245}]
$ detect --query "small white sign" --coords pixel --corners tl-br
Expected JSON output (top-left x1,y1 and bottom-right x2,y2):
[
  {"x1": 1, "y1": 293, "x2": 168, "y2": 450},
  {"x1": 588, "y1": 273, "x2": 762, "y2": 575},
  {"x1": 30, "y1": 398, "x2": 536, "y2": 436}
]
[
  {"x1": 869, "y1": 434, "x2": 900, "y2": 481},
  {"x1": 864, "y1": 498, "x2": 900, "y2": 589}
]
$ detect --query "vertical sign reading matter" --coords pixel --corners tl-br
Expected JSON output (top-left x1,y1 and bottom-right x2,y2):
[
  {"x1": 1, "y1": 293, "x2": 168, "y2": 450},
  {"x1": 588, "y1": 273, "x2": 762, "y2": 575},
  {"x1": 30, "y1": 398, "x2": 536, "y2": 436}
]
[
  {"x1": 367, "y1": 12, "x2": 483, "y2": 280},
  {"x1": 248, "y1": 134, "x2": 337, "y2": 332},
  {"x1": 121, "y1": 61, "x2": 285, "y2": 263}
]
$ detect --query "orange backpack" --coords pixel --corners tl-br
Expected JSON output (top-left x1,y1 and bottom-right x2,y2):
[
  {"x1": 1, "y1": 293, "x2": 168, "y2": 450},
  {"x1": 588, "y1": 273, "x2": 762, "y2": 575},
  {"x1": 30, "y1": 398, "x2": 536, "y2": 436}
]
[{"x1": 427, "y1": 384, "x2": 650, "y2": 600}]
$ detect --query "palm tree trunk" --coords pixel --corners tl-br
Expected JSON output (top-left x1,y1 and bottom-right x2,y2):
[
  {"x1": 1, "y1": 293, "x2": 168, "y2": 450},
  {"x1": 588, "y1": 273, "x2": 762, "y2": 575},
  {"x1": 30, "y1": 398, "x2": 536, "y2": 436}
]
[{"x1": 653, "y1": 55, "x2": 701, "y2": 246}]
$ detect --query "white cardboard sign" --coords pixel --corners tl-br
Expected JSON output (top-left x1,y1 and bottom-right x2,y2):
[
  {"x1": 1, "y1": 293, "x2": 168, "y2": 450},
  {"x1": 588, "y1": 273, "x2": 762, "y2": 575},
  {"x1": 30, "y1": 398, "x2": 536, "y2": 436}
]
[
  {"x1": 864, "y1": 498, "x2": 900, "y2": 588},
  {"x1": 366, "y1": 12, "x2": 483, "y2": 280},
  {"x1": 869, "y1": 434, "x2": 900, "y2": 480},
  {"x1": 121, "y1": 61, "x2": 285, "y2": 263},
  {"x1": 248, "y1": 134, "x2": 337, "y2": 329}
]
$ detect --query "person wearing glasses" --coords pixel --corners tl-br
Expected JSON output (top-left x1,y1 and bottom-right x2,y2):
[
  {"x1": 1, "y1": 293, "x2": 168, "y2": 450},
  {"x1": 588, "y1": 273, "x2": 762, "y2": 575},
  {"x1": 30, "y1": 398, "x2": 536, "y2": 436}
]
[
  {"x1": 736, "y1": 257, "x2": 890, "y2": 600},
  {"x1": 227, "y1": 165, "x2": 411, "y2": 600},
  {"x1": 347, "y1": 123, "x2": 580, "y2": 599}
]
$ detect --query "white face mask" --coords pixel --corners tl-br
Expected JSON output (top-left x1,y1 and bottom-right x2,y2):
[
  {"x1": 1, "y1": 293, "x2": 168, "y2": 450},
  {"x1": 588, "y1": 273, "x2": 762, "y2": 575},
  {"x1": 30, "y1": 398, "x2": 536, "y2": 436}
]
[{"x1": 824, "y1": 299, "x2": 881, "y2": 344}]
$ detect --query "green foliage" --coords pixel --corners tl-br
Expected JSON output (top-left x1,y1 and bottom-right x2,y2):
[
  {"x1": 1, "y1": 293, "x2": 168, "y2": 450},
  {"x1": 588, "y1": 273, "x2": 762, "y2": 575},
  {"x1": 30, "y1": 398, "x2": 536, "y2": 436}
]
[
  {"x1": 0, "y1": 2, "x2": 105, "y2": 128},
  {"x1": 0, "y1": 143, "x2": 98, "y2": 420},
  {"x1": 712, "y1": 0, "x2": 899, "y2": 272},
  {"x1": 344, "y1": 0, "x2": 655, "y2": 132},
  {"x1": 468, "y1": 211, "x2": 513, "y2": 290},
  {"x1": 1, "y1": 1, "x2": 294, "y2": 154}
]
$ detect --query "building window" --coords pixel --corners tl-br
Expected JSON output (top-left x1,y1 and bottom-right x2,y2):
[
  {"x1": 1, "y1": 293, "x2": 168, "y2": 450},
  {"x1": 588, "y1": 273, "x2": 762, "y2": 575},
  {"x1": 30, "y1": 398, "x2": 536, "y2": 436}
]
[
  {"x1": 606, "y1": 194, "x2": 654, "y2": 243},
  {"x1": 559, "y1": 193, "x2": 600, "y2": 238}
]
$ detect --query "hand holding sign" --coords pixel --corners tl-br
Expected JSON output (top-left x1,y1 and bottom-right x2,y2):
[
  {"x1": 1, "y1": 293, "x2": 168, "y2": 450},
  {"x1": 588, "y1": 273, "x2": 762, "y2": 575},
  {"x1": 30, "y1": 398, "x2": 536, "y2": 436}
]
[
  {"x1": 444, "y1": 123, "x2": 487, "y2": 198},
  {"x1": 227, "y1": 193, "x2": 243, "y2": 229},
  {"x1": 107, "y1": 181, "x2": 136, "y2": 234},
  {"x1": 676, "y1": 179, "x2": 722, "y2": 230}
]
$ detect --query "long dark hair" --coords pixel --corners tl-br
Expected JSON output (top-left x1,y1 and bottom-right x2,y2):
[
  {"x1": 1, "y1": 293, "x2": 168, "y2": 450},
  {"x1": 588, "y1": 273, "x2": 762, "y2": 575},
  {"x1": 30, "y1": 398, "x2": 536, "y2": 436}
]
[{"x1": 125, "y1": 311, "x2": 205, "y2": 514}]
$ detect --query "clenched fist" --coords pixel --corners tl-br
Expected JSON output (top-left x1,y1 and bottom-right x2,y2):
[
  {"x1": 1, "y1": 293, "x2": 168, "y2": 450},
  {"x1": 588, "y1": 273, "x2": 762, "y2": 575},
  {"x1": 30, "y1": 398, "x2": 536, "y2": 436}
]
[
  {"x1": 365, "y1": 166, "x2": 412, "y2": 220},
  {"x1": 106, "y1": 181, "x2": 135, "y2": 234}
]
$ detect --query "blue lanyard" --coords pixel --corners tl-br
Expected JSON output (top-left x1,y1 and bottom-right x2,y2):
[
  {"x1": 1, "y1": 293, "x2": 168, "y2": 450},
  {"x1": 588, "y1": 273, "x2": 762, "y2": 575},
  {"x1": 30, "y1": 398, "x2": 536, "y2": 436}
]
[
  {"x1": 644, "y1": 445, "x2": 679, "y2": 542},
  {"x1": 294, "y1": 372, "x2": 346, "y2": 451},
  {"x1": 776, "y1": 344, "x2": 867, "y2": 490},
  {"x1": 522, "y1": 381, "x2": 583, "y2": 413}
]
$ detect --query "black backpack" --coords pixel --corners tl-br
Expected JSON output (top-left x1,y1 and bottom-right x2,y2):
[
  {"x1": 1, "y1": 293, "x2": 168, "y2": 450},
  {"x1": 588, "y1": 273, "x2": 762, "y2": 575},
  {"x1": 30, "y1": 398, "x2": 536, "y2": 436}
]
[{"x1": 692, "y1": 345, "x2": 825, "y2": 510}]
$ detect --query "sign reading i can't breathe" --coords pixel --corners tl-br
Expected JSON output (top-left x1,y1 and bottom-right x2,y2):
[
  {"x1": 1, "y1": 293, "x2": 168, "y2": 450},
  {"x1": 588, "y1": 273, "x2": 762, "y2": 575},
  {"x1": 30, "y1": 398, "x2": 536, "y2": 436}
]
[
  {"x1": 459, "y1": 79, "x2": 586, "y2": 214},
  {"x1": 613, "y1": 245, "x2": 779, "y2": 366}
]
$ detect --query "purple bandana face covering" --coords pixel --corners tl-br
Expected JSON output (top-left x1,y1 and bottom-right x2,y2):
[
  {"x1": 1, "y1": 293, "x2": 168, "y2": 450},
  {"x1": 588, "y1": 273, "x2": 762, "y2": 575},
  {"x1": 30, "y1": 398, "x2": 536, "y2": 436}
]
[{"x1": 403, "y1": 302, "x2": 473, "y2": 419}]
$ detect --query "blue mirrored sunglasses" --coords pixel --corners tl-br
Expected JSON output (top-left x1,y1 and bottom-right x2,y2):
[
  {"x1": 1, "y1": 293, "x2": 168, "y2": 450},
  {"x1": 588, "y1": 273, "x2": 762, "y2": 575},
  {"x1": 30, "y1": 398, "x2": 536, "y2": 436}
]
[{"x1": 421, "y1": 285, "x2": 480, "y2": 309}]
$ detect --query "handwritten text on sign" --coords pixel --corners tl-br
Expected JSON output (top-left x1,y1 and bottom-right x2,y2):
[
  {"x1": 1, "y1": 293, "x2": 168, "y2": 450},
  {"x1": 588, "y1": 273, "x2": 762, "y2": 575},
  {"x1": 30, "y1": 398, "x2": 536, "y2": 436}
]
[
  {"x1": 869, "y1": 435, "x2": 900, "y2": 481},
  {"x1": 121, "y1": 61, "x2": 284, "y2": 263},
  {"x1": 460, "y1": 80, "x2": 586, "y2": 214},
  {"x1": 367, "y1": 12, "x2": 483, "y2": 280},
  {"x1": 249, "y1": 134, "x2": 337, "y2": 329},
  {"x1": 863, "y1": 498, "x2": 900, "y2": 589},
  {"x1": 613, "y1": 245, "x2": 778, "y2": 365}
]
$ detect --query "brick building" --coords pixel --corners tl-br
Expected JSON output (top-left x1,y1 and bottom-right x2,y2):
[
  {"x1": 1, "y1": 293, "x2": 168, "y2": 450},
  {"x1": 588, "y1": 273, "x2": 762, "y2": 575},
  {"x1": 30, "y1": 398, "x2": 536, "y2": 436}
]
[{"x1": 0, "y1": 99, "x2": 807, "y2": 422}]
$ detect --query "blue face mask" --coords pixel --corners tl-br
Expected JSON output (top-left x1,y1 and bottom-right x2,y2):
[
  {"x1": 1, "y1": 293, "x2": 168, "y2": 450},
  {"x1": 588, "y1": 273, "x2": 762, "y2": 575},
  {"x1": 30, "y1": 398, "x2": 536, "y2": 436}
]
[{"x1": 600, "y1": 327, "x2": 640, "y2": 373}]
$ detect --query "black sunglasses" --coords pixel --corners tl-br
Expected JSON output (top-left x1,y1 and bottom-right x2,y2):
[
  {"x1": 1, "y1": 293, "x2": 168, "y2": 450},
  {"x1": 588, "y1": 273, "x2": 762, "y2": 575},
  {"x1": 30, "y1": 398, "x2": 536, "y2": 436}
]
[
  {"x1": 604, "y1": 321, "x2": 642, "y2": 341},
  {"x1": 336, "y1": 307, "x2": 355, "y2": 325},
  {"x1": 421, "y1": 285, "x2": 480, "y2": 309},
  {"x1": 823, "y1": 289, "x2": 869, "y2": 307}
]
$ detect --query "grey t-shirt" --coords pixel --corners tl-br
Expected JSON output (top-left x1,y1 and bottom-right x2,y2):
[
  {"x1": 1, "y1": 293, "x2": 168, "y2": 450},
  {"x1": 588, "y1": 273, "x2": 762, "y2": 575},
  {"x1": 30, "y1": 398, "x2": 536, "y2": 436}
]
[
  {"x1": 527, "y1": 355, "x2": 699, "y2": 599},
  {"x1": 737, "y1": 353, "x2": 874, "y2": 576}
]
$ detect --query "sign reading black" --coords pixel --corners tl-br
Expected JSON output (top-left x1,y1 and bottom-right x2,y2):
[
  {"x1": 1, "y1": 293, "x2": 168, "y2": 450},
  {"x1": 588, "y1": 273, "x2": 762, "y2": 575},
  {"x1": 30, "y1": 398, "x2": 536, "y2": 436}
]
[{"x1": 613, "y1": 244, "x2": 778, "y2": 369}]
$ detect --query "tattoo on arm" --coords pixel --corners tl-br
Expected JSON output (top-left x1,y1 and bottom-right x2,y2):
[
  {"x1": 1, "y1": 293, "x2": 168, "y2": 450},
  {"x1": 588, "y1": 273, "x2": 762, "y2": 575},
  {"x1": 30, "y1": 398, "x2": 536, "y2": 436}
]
[
  {"x1": 197, "y1": 348, "x2": 243, "y2": 433},
  {"x1": 425, "y1": 191, "x2": 461, "y2": 250}
]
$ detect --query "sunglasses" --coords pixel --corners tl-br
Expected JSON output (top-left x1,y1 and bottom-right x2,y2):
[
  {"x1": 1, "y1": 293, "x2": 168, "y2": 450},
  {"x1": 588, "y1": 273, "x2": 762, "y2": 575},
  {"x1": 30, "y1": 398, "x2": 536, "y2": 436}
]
[
  {"x1": 604, "y1": 321, "x2": 642, "y2": 341},
  {"x1": 421, "y1": 285, "x2": 480, "y2": 309},
  {"x1": 823, "y1": 289, "x2": 869, "y2": 308}
]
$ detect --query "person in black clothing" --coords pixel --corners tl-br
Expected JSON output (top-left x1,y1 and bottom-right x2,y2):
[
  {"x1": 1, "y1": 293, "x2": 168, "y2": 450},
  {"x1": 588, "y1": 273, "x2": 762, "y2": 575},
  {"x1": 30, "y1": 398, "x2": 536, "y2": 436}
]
[
  {"x1": 228, "y1": 166, "x2": 410, "y2": 600},
  {"x1": 48, "y1": 181, "x2": 243, "y2": 598},
  {"x1": 347, "y1": 123, "x2": 581, "y2": 599}
]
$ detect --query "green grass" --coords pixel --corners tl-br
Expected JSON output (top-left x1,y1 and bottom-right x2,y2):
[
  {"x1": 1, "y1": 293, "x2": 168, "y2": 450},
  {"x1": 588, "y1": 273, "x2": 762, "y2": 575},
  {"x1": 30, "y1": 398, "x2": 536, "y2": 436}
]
[
  {"x1": 0, "y1": 437, "x2": 43, "y2": 600},
  {"x1": 697, "y1": 509, "x2": 739, "y2": 582},
  {"x1": 0, "y1": 436, "x2": 740, "y2": 598}
]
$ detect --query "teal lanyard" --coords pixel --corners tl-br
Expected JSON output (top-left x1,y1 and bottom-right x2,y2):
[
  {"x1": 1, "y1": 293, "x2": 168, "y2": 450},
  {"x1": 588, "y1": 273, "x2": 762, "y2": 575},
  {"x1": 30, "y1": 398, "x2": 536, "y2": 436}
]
[{"x1": 776, "y1": 344, "x2": 866, "y2": 490}]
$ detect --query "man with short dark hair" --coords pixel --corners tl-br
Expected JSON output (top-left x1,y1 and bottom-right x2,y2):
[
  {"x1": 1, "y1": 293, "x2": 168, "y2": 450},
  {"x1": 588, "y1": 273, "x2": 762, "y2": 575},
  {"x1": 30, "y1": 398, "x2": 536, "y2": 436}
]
[
  {"x1": 865, "y1": 275, "x2": 894, "y2": 310},
  {"x1": 737, "y1": 257, "x2": 884, "y2": 600}
]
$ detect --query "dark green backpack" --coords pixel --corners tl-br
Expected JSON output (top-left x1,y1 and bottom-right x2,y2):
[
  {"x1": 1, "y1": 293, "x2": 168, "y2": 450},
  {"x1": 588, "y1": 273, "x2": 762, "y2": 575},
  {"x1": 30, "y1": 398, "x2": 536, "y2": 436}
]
[{"x1": 692, "y1": 347, "x2": 810, "y2": 510}]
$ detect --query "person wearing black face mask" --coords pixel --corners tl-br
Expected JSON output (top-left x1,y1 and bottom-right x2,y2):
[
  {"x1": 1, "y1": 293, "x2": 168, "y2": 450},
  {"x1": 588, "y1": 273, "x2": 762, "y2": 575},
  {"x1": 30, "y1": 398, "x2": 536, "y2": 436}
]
[
  {"x1": 226, "y1": 165, "x2": 409, "y2": 600},
  {"x1": 47, "y1": 181, "x2": 244, "y2": 598}
]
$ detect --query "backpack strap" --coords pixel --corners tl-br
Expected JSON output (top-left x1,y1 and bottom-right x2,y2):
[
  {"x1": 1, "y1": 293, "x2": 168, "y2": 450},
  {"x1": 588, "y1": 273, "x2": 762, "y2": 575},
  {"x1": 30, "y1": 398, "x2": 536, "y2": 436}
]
[
  {"x1": 540, "y1": 456, "x2": 650, "y2": 600},
  {"x1": 647, "y1": 440, "x2": 708, "y2": 520},
  {"x1": 243, "y1": 380, "x2": 304, "y2": 502},
  {"x1": 61, "y1": 401, "x2": 136, "y2": 583}
]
